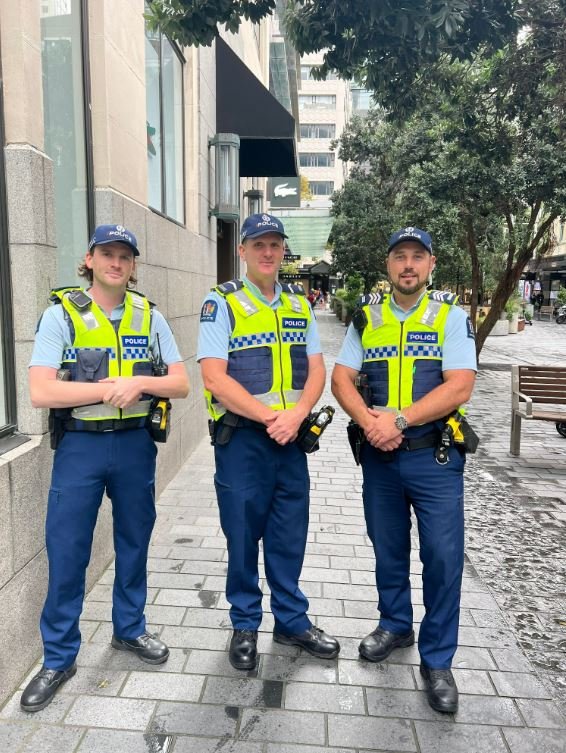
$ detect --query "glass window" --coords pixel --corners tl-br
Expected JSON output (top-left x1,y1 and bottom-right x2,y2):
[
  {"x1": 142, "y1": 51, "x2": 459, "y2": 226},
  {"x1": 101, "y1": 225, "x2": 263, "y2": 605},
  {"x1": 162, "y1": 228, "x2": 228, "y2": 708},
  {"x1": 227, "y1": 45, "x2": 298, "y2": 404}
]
[
  {"x1": 351, "y1": 87, "x2": 373, "y2": 114},
  {"x1": 41, "y1": 0, "x2": 93, "y2": 284},
  {"x1": 309, "y1": 181, "x2": 335, "y2": 196},
  {"x1": 298, "y1": 94, "x2": 336, "y2": 109},
  {"x1": 300, "y1": 65, "x2": 337, "y2": 81},
  {"x1": 299, "y1": 152, "x2": 335, "y2": 168},
  {"x1": 300, "y1": 124, "x2": 336, "y2": 139},
  {"x1": 145, "y1": 19, "x2": 185, "y2": 224}
]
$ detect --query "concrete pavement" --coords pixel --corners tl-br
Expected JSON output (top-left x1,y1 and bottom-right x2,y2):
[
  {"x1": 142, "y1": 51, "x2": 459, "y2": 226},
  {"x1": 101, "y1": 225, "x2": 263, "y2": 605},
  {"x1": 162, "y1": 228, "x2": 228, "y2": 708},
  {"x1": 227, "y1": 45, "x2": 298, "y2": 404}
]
[{"x1": 1, "y1": 311, "x2": 565, "y2": 753}]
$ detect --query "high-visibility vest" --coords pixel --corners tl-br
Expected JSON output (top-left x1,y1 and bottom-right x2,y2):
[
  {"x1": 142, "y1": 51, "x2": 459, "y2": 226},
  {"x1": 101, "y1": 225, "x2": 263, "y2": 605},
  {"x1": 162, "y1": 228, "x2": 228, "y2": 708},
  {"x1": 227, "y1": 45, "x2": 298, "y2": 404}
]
[
  {"x1": 205, "y1": 280, "x2": 312, "y2": 420},
  {"x1": 50, "y1": 287, "x2": 153, "y2": 424},
  {"x1": 356, "y1": 290, "x2": 458, "y2": 410}
]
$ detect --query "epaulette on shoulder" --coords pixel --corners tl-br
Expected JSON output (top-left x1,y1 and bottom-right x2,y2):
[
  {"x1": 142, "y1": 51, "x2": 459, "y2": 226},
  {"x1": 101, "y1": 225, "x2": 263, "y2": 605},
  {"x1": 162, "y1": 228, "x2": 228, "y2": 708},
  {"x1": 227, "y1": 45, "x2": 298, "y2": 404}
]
[
  {"x1": 128, "y1": 289, "x2": 154, "y2": 306},
  {"x1": 49, "y1": 286, "x2": 81, "y2": 304},
  {"x1": 280, "y1": 282, "x2": 305, "y2": 295},
  {"x1": 358, "y1": 292, "x2": 384, "y2": 306},
  {"x1": 215, "y1": 279, "x2": 244, "y2": 296},
  {"x1": 428, "y1": 290, "x2": 458, "y2": 305}
]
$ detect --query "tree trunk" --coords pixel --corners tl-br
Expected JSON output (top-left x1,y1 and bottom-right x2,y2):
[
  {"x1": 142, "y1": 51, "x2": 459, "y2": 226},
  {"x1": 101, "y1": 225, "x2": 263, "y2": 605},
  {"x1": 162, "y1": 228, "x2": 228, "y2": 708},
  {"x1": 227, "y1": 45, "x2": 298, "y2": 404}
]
[{"x1": 466, "y1": 220, "x2": 480, "y2": 336}]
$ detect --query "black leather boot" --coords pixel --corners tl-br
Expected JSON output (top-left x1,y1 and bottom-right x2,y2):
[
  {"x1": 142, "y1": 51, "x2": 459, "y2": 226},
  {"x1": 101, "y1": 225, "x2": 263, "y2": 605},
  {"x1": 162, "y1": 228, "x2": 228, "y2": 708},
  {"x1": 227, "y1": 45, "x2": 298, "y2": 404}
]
[
  {"x1": 111, "y1": 632, "x2": 169, "y2": 664},
  {"x1": 229, "y1": 629, "x2": 258, "y2": 670},
  {"x1": 359, "y1": 627, "x2": 415, "y2": 662},
  {"x1": 420, "y1": 664, "x2": 459, "y2": 713},
  {"x1": 273, "y1": 626, "x2": 340, "y2": 659},
  {"x1": 20, "y1": 664, "x2": 77, "y2": 712}
]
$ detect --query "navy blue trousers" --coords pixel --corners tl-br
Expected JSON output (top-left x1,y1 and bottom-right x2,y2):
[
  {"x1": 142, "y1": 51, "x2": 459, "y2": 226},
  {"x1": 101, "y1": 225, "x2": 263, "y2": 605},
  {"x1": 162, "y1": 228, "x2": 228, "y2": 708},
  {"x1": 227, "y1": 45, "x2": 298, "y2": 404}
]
[
  {"x1": 41, "y1": 429, "x2": 157, "y2": 670},
  {"x1": 360, "y1": 443, "x2": 465, "y2": 669},
  {"x1": 214, "y1": 427, "x2": 311, "y2": 635}
]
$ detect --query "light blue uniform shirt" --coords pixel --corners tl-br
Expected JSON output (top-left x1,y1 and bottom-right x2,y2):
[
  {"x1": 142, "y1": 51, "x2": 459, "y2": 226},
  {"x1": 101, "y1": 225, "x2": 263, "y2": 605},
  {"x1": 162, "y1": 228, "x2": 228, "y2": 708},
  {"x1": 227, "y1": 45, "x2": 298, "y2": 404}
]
[
  {"x1": 30, "y1": 293, "x2": 182, "y2": 369},
  {"x1": 336, "y1": 292, "x2": 477, "y2": 372},
  {"x1": 197, "y1": 276, "x2": 322, "y2": 361}
]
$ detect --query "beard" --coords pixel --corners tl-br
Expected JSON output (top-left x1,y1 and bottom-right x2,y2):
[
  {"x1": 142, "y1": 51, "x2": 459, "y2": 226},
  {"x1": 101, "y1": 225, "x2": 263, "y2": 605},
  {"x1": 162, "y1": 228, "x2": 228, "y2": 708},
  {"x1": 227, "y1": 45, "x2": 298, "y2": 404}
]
[{"x1": 390, "y1": 276, "x2": 428, "y2": 297}]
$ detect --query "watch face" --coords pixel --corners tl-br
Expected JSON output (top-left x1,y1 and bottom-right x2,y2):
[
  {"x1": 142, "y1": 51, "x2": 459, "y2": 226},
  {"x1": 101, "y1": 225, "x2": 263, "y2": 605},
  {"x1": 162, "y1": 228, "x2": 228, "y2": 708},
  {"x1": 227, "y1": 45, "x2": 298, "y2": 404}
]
[{"x1": 395, "y1": 414, "x2": 408, "y2": 430}]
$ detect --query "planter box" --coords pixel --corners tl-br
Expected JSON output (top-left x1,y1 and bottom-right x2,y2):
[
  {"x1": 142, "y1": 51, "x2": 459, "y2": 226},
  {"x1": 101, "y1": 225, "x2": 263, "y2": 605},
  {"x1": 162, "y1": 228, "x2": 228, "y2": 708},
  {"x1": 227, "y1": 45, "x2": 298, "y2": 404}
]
[{"x1": 517, "y1": 318, "x2": 526, "y2": 332}]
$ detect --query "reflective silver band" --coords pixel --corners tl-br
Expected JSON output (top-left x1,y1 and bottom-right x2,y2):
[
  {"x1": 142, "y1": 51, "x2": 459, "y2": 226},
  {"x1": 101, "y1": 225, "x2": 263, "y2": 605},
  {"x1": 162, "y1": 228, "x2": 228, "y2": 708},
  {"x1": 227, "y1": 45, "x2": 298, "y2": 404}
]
[
  {"x1": 284, "y1": 388, "x2": 303, "y2": 404},
  {"x1": 233, "y1": 289, "x2": 259, "y2": 316},
  {"x1": 420, "y1": 300, "x2": 442, "y2": 327},
  {"x1": 122, "y1": 399, "x2": 152, "y2": 417},
  {"x1": 368, "y1": 304, "x2": 383, "y2": 329},
  {"x1": 78, "y1": 308, "x2": 100, "y2": 331},
  {"x1": 129, "y1": 293, "x2": 146, "y2": 332},
  {"x1": 287, "y1": 294, "x2": 303, "y2": 314},
  {"x1": 71, "y1": 398, "x2": 151, "y2": 420}
]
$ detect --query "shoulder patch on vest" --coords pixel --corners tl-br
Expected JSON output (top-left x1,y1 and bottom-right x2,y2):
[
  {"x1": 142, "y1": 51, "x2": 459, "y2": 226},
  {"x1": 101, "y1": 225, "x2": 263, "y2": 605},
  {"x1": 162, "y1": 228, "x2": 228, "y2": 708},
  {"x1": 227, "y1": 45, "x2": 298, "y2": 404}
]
[
  {"x1": 49, "y1": 286, "x2": 81, "y2": 304},
  {"x1": 216, "y1": 279, "x2": 244, "y2": 296},
  {"x1": 359, "y1": 292, "x2": 383, "y2": 306},
  {"x1": 352, "y1": 307, "x2": 368, "y2": 332},
  {"x1": 127, "y1": 289, "x2": 147, "y2": 299},
  {"x1": 280, "y1": 283, "x2": 305, "y2": 296},
  {"x1": 428, "y1": 290, "x2": 458, "y2": 305}
]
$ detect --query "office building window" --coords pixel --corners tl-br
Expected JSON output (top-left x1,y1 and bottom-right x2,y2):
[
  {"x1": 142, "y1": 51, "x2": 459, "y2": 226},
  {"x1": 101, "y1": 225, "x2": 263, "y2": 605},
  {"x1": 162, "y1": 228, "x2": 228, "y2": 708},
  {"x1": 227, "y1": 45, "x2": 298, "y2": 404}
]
[
  {"x1": 41, "y1": 0, "x2": 94, "y2": 284},
  {"x1": 300, "y1": 65, "x2": 337, "y2": 81},
  {"x1": 298, "y1": 94, "x2": 336, "y2": 109},
  {"x1": 299, "y1": 152, "x2": 335, "y2": 168},
  {"x1": 145, "y1": 18, "x2": 185, "y2": 224},
  {"x1": 351, "y1": 87, "x2": 373, "y2": 114},
  {"x1": 299, "y1": 124, "x2": 336, "y2": 139},
  {"x1": 309, "y1": 181, "x2": 334, "y2": 196}
]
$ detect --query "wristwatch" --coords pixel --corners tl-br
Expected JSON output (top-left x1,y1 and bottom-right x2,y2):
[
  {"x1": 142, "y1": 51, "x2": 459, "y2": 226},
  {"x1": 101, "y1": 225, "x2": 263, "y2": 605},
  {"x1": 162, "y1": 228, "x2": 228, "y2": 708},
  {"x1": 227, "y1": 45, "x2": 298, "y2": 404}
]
[{"x1": 394, "y1": 412, "x2": 409, "y2": 431}]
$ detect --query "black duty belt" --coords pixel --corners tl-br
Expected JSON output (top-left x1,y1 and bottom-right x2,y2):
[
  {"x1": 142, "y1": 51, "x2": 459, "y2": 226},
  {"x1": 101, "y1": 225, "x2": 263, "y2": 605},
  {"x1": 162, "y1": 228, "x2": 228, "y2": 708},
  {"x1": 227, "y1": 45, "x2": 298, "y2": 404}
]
[
  {"x1": 64, "y1": 418, "x2": 147, "y2": 433},
  {"x1": 394, "y1": 431, "x2": 440, "y2": 452}
]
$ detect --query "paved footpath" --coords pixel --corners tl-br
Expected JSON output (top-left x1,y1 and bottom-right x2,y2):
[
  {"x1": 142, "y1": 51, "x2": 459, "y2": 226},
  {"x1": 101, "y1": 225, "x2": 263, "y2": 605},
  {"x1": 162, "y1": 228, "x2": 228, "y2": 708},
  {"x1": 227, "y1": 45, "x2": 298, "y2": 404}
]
[{"x1": 1, "y1": 312, "x2": 565, "y2": 753}]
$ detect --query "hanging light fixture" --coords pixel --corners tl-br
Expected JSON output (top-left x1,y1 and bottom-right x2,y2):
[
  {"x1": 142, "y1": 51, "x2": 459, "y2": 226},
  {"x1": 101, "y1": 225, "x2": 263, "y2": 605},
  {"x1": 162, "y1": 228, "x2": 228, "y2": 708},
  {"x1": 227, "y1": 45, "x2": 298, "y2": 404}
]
[
  {"x1": 209, "y1": 133, "x2": 240, "y2": 221},
  {"x1": 243, "y1": 188, "x2": 264, "y2": 216}
]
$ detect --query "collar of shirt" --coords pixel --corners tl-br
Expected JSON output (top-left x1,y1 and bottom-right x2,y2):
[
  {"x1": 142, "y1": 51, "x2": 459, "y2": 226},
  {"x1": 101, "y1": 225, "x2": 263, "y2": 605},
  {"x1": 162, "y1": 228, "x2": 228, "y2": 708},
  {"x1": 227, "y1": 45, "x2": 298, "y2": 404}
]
[
  {"x1": 389, "y1": 290, "x2": 427, "y2": 320},
  {"x1": 242, "y1": 276, "x2": 282, "y2": 308},
  {"x1": 85, "y1": 287, "x2": 125, "y2": 321}
]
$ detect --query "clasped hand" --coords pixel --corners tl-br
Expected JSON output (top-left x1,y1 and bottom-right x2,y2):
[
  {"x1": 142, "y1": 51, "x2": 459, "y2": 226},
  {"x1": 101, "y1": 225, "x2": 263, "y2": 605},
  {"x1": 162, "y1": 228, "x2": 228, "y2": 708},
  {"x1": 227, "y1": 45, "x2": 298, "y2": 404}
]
[
  {"x1": 265, "y1": 407, "x2": 304, "y2": 446},
  {"x1": 363, "y1": 408, "x2": 403, "y2": 451},
  {"x1": 100, "y1": 376, "x2": 144, "y2": 409}
]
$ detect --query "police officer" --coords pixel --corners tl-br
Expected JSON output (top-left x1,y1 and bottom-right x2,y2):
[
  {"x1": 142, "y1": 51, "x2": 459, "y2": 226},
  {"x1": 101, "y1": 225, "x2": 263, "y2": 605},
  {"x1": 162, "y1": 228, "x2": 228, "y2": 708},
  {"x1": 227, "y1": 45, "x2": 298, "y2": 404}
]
[
  {"x1": 331, "y1": 227, "x2": 476, "y2": 713},
  {"x1": 197, "y1": 213, "x2": 339, "y2": 670},
  {"x1": 21, "y1": 225, "x2": 189, "y2": 712}
]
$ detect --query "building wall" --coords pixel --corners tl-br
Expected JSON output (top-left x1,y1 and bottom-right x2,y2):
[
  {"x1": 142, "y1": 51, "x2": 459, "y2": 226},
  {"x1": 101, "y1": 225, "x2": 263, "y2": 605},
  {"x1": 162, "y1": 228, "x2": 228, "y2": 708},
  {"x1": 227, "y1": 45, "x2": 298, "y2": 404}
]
[{"x1": 0, "y1": 0, "x2": 222, "y2": 704}]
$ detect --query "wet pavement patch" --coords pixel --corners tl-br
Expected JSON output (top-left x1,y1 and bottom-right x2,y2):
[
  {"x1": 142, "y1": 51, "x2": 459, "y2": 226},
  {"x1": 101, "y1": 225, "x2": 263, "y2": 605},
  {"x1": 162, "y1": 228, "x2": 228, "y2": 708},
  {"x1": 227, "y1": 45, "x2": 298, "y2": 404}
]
[
  {"x1": 174, "y1": 538, "x2": 193, "y2": 544},
  {"x1": 198, "y1": 590, "x2": 218, "y2": 608},
  {"x1": 259, "y1": 680, "x2": 284, "y2": 708},
  {"x1": 224, "y1": 705, "x2": 239, "y2": 720}
]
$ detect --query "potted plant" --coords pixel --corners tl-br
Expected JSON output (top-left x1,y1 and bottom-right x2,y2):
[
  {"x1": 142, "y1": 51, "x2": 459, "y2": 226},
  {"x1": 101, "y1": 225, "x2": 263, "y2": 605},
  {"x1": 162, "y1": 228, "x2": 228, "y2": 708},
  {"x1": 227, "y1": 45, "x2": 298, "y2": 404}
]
[{"x1": 505, "y1": 293, "x2": 521, "y2": 334}]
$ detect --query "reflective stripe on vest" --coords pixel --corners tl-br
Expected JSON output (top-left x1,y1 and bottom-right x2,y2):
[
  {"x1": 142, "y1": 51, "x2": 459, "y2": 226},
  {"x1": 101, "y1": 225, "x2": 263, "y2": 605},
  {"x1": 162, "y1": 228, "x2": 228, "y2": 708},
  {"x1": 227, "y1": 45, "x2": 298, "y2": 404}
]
[
  {"x1": 205, "y1": 283, "x2": 311, "y2": 421},
  {"x1": 51, "y1": 287, "x2": 153, "y2": 422},
  {"x1": 360, "y1": 291, "x2": 455, "y2": 410}
]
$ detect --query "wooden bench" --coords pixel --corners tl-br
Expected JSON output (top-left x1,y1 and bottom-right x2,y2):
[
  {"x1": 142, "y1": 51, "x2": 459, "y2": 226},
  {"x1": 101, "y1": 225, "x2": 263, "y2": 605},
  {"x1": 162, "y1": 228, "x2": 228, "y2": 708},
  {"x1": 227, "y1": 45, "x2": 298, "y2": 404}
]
[
  {"x1": 511, "y1": 365, "x2": 566, "y2": 455},
  {"x1": 537, "y1": 305, "x2": 554, "y2": 321}
]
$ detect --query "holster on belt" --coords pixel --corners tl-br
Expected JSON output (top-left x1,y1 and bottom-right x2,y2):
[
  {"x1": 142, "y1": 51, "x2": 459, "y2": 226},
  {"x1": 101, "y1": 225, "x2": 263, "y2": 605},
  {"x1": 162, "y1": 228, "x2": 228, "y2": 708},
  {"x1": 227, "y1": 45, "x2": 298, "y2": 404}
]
[{"x1": 347, "y1": 421, "x2": 365, "y2": 465}]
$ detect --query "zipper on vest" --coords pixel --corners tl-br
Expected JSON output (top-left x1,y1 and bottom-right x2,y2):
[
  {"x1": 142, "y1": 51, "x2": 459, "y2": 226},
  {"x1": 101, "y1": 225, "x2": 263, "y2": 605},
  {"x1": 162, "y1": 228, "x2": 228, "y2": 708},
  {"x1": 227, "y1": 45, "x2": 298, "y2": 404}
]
[
  {"x1": 114, "y1": 319, "x2": 123, "y2": 420},
  {"x1": 274, "y1": 310, "x2": 286, "y2": 409},
  {"x1": 398, "y1": 320, "x2": 404, "y2": 410}
]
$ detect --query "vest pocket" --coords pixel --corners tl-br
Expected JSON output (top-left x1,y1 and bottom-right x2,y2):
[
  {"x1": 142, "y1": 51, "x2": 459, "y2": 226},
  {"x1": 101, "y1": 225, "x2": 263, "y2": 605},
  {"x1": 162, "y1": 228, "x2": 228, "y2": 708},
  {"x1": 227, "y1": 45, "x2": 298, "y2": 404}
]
[
  {"x1": 227, "y1": 347, "x2": 272, "y2": 394},
  {"x1": 363, "y1": 361, "x2": 389, "y2": 406},
  {"x1": 290, "y1": 344, "x2": 308, "y2": 389},
  {"x1": 133, "y1": 361, "x2": 153, "y2": 377},
  {"x1": 412, "y1": 359, "x2": 443, "y2": 402},
  {"x1": 75, "y1": 350, "x2": 109, "y2": 382}
]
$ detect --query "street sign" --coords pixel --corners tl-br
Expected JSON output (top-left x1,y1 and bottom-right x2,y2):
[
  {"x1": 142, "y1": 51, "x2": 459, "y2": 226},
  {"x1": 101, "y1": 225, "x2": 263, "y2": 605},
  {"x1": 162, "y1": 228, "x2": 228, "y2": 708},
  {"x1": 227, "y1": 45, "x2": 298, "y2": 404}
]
[
  {"x1": 279, "y1": 273, "x2": 303, "y2": 282},
  {"x1": 268, "y1": 177, "x2": 301, "y2": 208}
]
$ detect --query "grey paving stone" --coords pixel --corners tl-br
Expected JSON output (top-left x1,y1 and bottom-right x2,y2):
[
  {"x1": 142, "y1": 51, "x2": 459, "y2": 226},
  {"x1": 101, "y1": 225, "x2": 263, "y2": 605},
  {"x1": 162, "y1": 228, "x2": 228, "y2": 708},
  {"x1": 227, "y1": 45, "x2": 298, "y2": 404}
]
[
  {"x1": 260, "y1": 653, "x2": 337, "y2": 683},
  {"x1": 0, "y1": 691, "x2": 74, "y2": 723},
  {"x1": 168, "y1": 547, "x2": 225, "y2": 561},
  {"x1": 120, "y1": 671, "x2": 205, "y2": 702},
  {"x1": 76, "y1": 643, "x2": 187, "y2": 673},
  {"x1": 415, "y1": 668, "x2": 495, "y2": 696},
  {"x1": 153, "y1": 700, "x2": 238, "y2": 736},
  {"x1": 452, "y1": 646, "x2": 498, "y2": 671},
  {"x1": 305, "y1": 597, "x2": 344, "y2": 617},
  {"x1": 64, "y1": 696, "x2": 156, "y2": 730},
  {"x1": 184, "y1": 649, "x2": 259, "y2": 679},
  {"x1": 315, "y1": 615, "x2": 379, "y2": 638},
  {"x1": 59, "y1": 667, "x2": 127, "y2": 697},
  {"x1": 159, "y1": 625, "x2": 229, "y2": 651},
  {"x1": 181, "y1": 607, "x2": 231, "y2": 628},
  {"x1": 490, "y1": 648, "x2": 533, "y2": 672},
  {"x1": 0, "y1": 721, "x2": 33, "y2": 752},
  {"x1": 202, "y1": 676, "x2": 283, "y2": 708},
  {"x1": 267, "y1": 746, "x2": 355, "y2": 753},
  {"x1": 503, "y1": 727, "x2": 566, "y2": 753},
  {"x1": 454, "y1": 694, "x2": 523, "y2": 725},
  {"x1": 77, "y1": 728, "x2": 172, "y2": 753},
  {"x1": 154, "y1": 588, "x2": 218, "y2": 608},
  {"x1": 256, "y1": 633, "x2": 305, "y2": 658},
  {"x1": 284, "y1": 681, "x2": 364, "y2": 714},
  {"x1": 238, "y1": 708, "x2": 325, "y2": 745},
  {"x1": 328, "y1": 714, "x2": 416, "y2": 751},
  {"x1": 179, "y1": 560, "x2": 229, "y2": 577},
  {"x1": 19, "y1": 724, "x2": 84, "y2": 753},
  {"x1": 515, "y1": 698, "x2": 566, "y2": 728},
  {"x1": 490, "y1": 670, "x2": 552, "y2": 699},
  {"x1": 414, "y1": 720, "x2": 508, "y2": 753},
  {"x1": 366, "y1": 687, "x2": 443, "y2": 721},
  {"x1": 458, "y1": 625, "x2": 516, "y2": 648},
  {"x1": 173, "y1": 739, "x2": 262, "y2": 753},
  {"x1": 339, "y1": 659, "x2": 415, "y2": 689}
]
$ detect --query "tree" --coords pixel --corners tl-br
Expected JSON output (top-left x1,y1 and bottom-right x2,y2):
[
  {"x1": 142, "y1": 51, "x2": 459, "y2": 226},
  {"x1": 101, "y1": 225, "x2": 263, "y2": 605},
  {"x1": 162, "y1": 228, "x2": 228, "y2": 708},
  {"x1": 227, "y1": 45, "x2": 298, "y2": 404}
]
[
  {"x1": 331, "y1": 29, "x2": 566, "y2": 355},
  {"x1": 146, "y1": 1, "x2": 517, "y2": 105},
  {"x1": 300, "y1": 174, "x2": 312, "y2": 201}
]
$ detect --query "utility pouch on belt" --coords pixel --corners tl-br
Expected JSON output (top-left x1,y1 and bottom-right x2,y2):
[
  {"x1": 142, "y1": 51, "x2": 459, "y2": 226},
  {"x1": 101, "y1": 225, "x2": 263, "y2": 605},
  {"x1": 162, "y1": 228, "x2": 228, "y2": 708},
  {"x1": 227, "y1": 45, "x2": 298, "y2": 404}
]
[
  {"x1": 148, "y1": 399, "x2": 171, "y2": 443},
  {"x1": 214, "y1": 411, "x2": 241, "y2": 446},
  {"x1": 49, "y1": 369, "x2": 72, "y2": 450},
  {"x1": 435, "y1": 410, "x2": 479, "y2": 465},
  {"x1": 347, "y1": 372, "x2": 372, "y2": 464},
  {"x1": 296, "y1": 405, "x2": 335, "y2": 453}
]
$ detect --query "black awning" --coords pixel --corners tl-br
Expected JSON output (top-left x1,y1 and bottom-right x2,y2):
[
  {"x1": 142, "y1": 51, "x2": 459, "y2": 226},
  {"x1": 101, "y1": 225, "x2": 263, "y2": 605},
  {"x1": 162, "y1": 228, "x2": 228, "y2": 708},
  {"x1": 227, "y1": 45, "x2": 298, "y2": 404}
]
[{"x1": 216, "y1": 38, "x2": 298, "y2": 178}]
